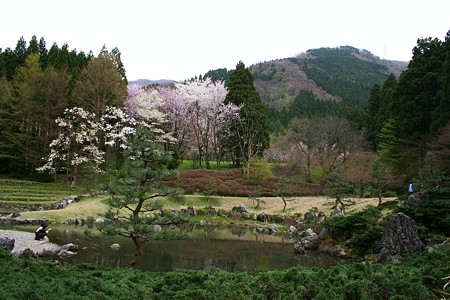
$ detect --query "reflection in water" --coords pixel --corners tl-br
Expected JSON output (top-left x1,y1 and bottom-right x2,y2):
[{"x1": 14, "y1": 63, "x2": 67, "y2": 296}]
[{"x1": 13, "y1": 224, "x2": 350, "y2": 274}]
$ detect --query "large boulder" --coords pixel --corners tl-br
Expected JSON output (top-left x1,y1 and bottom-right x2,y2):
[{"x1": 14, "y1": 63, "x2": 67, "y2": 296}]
[
  {"x1": 19, "y1": 248, "x2": 38, "y2": 259},
  {"x1": 61, "y1": 243, "x2": 78, "y2": 252},
  {"x1": 182, "y1": 206, "x2": 197, "y2": 216},
  {"x1": 294, "y1": 228, "x2": 321, "y2": 253},
  {"x1": 231, "y1": 204, "x2": 247, "y2": 214},
  {"x1": 58, "y1": 250, "x2": 77, "y2": 257},
  {"x1": 110, "y1": 243, "x2": 120, "y2": 250},
  {"x1": 303, "y1": 211, "x2": 316, "y2": 221},
  {"x1": 330, "y1": 206, "x2": 344, "y2": 218},
  {"x1": 405, "y1": 191, "x2": 429, "y2": 206},
  {"x1": 0, "y1": 237, "x2": 15, "y2": 252},
  {"x1": 256, "y1": 212, "x2": 267, "y2": 222},
  {"x1": 377, "y1": 213, "x2": 425, "y2": 264}
]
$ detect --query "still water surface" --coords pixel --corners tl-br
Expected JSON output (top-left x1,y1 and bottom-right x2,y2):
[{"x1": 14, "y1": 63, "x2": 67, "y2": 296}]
[{"x1": 16, "y1": 224, "x2": 350, "y2": 274}]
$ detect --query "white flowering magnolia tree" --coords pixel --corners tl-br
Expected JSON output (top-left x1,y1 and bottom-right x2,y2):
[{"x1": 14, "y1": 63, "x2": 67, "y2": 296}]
[
  {"x1": 37, "y1": 105, "x2": 141, "y2": 183},
  {"x1": 36, "y1": 107, "x2": 104, "y2": 181}
]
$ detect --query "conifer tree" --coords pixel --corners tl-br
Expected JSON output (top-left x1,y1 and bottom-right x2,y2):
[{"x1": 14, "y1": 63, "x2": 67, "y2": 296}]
[
  {"x1": 27, "y1": 35, "x2": 39, "y2": 56},
  {"x1": 365, "y1": 84, "x2": 382, "y2": 150},
  {"x1": 377, "y1": 118, "x2": 402, "y2": 172},
  {"x1": 71, "y1": 50, "x2": 127, "y2": 117},
  {"x1": 12, "y1": 53, "x2": 45, "y2": 171},
  {"x1": 224, "y1": 61, "x2": 269, "y2": 167}
]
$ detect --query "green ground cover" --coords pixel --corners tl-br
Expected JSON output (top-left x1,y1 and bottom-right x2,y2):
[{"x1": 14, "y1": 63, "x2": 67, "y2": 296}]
[{"x1": 1, "y1": 246, "x2": 448, "y2": 299}]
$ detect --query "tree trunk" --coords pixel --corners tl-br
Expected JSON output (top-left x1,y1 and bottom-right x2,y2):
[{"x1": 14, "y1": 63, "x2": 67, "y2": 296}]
[
  {"x1": 281, "y1": 197, "x2": 287, "y2": 212},
  {"x1": 336, "y1": 196, "x2": 345, "y2": 213},
  {"x1": 359, "y1": 181, "x2": 364, "y2": 198},
  {"x1": 130, "y1": 236, "x2": 144, "y2": 269}
]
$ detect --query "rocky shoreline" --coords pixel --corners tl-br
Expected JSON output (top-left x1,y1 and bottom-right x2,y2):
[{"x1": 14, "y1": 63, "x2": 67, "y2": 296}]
[{"x1": 0, "y1": 229, "x2": 61, "y2": 256}]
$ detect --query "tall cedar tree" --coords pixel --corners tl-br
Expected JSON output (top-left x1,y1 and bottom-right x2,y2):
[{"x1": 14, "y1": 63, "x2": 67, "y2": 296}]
[
  {"x1": 365, "y1": 84, "x2": 382, "y2": 150},
  {"x1": 224, "y1": 61, "x2": 269, "y2": 166}
]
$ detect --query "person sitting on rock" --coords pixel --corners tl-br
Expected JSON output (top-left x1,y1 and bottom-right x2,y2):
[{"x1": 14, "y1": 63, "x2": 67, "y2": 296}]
[{"x1": 35, "y1": 224, "x2": 51, "y2": 241}]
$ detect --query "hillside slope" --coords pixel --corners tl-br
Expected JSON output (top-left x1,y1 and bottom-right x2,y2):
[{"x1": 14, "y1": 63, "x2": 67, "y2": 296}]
[{"x1": 250, "y1": 46, "x2": 408, "y2": 108}]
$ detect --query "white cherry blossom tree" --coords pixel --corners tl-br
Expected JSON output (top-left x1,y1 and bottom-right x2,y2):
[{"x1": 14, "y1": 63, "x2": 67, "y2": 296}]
[{"x1": 172, "y1": 78, "x2": 239, "y2": 168}]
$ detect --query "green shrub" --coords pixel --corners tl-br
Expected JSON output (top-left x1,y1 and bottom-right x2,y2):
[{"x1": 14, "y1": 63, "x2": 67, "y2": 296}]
[
  {"x1": 348, "y1": 225, "x2": 385, "y2": 256},
  {"x1": 396, "y1": 198, "x2": 450, "y2": 235},
  {"x1": 1, "y1": 247, "x2": 448, "y2": 299},
  {"x1": 327, "y1": 205, "x2": 382, "y2": 241},
  {"x1": 247, "y1": 157, "x2": 273, "y2": 180}
]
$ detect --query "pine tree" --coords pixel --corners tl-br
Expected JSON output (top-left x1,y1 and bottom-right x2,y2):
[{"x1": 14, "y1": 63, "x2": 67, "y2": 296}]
[
  {"x1": 393, "y1": 36, "x2": 445, "y2": 139},
  {"x1": 377, "y1": 118, "x2": 402, "y2": 172},
  {"x1": 14, "y1": 36, "x2": 27, "y2": 68},
  {"x1": 417, "y1": 152, "x2": 444, "y2": 190},
  {"x1": 111, "y1": 47, "x2": 127, "y2": 84},
  {"x1": 430, "y1": 30, "x2": 450, "y2": 132},
  {"x1": 27, "y1": 35, "x2": 39, "y2": 56},
  {"x1": 95, "y1": 126, "x2": 186, "y2": 268},
  {"x1": 325, "y1": 168, "x2": 353, "y2": 212},
  {"x1": 224, "y1": 61, "x2": 269, "y2": 167}
]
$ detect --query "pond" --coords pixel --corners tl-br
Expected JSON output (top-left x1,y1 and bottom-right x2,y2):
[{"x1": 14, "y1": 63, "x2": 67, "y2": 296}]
[{"x1": 12, "y1": 224, "x2": 350, "y2": 274}]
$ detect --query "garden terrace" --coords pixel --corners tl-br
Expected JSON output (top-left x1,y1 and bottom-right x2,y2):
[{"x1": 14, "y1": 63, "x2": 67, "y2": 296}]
[{"x1": 0, "y1": 179, "x2": 83, "y2": 213}]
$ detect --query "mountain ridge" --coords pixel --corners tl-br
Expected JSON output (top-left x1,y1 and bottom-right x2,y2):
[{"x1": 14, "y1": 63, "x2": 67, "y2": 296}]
[{"x1": 131, "y1": 46, "x2": 409, "y2": 108}]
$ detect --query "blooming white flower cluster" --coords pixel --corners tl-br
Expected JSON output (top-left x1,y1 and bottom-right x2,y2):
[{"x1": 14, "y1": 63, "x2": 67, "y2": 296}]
[
  {"x1": 37, "y1": 103, "x2": 172, "y2": 174},
  {"x1": 100, "y1": 106, "x2": 137, "y2": 149},
  {"x1": 38, "y1": 107, "x2": 104, "y2": 174}
]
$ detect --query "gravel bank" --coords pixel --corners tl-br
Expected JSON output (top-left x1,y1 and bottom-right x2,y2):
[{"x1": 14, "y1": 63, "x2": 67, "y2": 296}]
[{"x1": 0, "y1": 229, "x2": 61, "y2": 256}]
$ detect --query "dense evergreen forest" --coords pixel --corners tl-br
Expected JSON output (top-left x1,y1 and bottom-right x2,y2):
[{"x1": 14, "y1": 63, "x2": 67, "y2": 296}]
[{"x1": 0, "y1": 35, "x2": 127, "y2": 178}]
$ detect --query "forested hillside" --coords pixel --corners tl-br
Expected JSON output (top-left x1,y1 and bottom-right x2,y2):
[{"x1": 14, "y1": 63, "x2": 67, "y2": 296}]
[
  {"x1": 204, "y1": 46, "x2": 408, "y2": 108},
  {"x1": 203, "y1": 46, "x2": 408, "y2": 132}
]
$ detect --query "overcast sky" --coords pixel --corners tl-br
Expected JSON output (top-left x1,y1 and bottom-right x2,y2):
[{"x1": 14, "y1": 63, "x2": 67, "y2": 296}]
[{"x1": 1, "y1": 0, "x2": 449, "y2": 81}]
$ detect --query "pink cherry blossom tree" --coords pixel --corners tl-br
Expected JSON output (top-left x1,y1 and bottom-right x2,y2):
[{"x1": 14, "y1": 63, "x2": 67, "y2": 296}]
[
  {"x1": 159, "y1": 86, "x2": 192, "y2": 158},
  {"x1": 172, "y1": 78, "x2": 239, "y2": 168}
]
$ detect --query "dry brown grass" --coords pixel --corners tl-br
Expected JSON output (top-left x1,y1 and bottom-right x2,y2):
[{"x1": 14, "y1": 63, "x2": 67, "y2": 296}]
[
  {"x1": 18, "y1": 193, "x2": 397, "y2": 223},
  {"x1": 186, "y1": 195, "x2": 397, "y2": 216}
]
